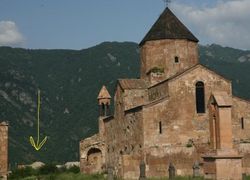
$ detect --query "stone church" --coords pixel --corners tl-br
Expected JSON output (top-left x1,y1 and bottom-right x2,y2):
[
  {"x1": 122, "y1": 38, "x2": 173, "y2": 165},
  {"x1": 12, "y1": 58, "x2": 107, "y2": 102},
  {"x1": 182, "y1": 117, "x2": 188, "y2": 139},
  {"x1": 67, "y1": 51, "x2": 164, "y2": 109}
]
[
  {"x1": 80, "y1": 7, "x2": 250, "y2": 179},
  {"x1": 0, "y1": 121, "x2": 8, "y2": 179}
]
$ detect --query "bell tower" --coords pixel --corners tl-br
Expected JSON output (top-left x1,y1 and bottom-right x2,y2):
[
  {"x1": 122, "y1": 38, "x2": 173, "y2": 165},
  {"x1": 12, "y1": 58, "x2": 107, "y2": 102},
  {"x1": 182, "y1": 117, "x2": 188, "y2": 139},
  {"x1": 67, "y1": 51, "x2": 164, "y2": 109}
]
[
  {"x1": 97, "y1": 85, "x2": 111, "y2": 117},
  {"x1": 139, "y1": 8, "x2": 199, "y2": 85},
  {"x1": 97, "y1": 85, "x2": 111, "y2": 135}
]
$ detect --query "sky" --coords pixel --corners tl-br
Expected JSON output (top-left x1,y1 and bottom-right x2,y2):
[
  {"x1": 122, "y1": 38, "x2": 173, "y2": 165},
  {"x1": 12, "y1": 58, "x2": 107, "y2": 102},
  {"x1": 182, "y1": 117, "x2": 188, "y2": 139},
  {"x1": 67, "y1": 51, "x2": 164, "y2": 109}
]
[{"x1": 0, "y1": 0, "x2": 250, "y2": 50}]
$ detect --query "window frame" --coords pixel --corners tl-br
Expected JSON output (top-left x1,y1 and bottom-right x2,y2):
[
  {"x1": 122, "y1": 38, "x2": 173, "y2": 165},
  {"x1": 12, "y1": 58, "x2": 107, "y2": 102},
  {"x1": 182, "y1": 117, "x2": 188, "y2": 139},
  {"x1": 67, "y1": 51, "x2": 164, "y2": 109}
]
[{"x1": 195, "y1": 81, "x2": 205, "y2": 114}]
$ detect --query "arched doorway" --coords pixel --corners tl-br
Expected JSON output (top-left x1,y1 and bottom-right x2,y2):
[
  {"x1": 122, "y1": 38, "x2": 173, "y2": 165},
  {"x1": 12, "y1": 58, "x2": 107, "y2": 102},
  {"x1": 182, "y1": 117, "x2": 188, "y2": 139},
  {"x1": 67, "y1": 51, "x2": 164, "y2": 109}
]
[{"x1": 87, "y1": 148, "x2": 103, "y2": 173}]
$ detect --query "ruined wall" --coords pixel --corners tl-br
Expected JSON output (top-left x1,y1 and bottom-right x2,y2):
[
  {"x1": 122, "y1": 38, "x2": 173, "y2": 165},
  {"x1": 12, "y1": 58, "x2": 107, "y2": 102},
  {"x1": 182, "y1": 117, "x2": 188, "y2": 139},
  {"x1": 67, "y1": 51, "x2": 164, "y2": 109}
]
[
  {"x1": 104, "y1": 86, "x2": 143, "y2": 178},
  {"x1": 103, "y1": 85, "x2": 124, "y2": 172},
  {"x1": 0, "y1": 122, "x2": 8, "y2": 178},
  {"x1": 79, "y1": 134, "x2": 105, "y2": 174},
  {"x1": 232, "y1": 97, "x2": 250, "y2": 174},
  {"x1": 104, "y1": 109, "x2": 144, "y2": 178},
  {"x1": 142, "y1": 66, "x2": 232, "y2": 176},
  {"x1": 140, "y1": 39, "x2": 198, "y2": 83}
]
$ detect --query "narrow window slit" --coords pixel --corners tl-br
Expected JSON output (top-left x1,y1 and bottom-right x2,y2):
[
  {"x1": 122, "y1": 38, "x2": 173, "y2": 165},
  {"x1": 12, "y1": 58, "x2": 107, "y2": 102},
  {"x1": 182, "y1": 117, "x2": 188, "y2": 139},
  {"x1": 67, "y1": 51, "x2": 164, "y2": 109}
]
[
  {"x1": 159, "y1": 121, "x2": 162, "y2": 134},
  {"x1": 175, "y1": 56, "x2": 179, "y2": 63},
  {"x1": 241, "y1": 117, "x2": 244, "y2": 129}
]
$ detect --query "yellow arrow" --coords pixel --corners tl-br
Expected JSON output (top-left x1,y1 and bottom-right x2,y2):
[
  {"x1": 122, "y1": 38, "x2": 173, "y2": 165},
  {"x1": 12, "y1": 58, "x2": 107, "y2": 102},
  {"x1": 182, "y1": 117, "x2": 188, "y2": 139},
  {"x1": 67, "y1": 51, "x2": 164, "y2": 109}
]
[{"x1": 29, "y1": 90, "x2": 48, "y2": 151}]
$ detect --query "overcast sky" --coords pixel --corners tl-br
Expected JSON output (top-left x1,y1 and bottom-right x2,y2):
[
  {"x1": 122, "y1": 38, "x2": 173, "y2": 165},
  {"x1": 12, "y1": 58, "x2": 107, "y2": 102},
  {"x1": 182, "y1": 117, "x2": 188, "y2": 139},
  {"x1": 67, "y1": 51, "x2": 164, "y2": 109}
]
[{"x1": 0, "y1": 0, "x2": 250, "y2": 50}]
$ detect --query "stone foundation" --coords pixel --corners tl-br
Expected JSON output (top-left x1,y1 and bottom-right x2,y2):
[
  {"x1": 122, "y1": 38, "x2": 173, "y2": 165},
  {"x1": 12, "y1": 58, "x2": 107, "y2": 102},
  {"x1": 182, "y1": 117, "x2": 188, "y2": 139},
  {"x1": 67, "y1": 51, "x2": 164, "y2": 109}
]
[{"x1": 203, "y1": 153, "x2": 242, "y2": 180}]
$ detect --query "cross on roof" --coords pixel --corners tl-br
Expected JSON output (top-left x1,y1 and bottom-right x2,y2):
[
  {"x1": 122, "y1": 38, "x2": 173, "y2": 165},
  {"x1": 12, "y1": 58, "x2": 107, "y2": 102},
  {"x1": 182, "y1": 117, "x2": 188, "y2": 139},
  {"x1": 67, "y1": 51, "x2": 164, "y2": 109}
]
[{"x1": 163, "y1": 0, "x2": 171, "y2": 7}]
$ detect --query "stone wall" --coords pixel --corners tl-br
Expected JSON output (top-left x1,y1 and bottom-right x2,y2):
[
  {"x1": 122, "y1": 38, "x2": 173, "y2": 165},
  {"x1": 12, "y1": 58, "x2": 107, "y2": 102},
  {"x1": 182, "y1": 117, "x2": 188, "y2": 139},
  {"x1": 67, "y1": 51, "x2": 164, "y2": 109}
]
[
  {"x1": 143, "y1": 65, "x2": 231, "y2": 148},
  {"x1": 232, "y1": 97, "x2": 250, "y2": 174},
  {"x1": 216, "y1": 158, "x2": 242, "y2": 180},
  {"x1": 145, "y1": 146, "x2": 198, "y2": 177},
  {"x1": 238, "y1": 144, "x2": 250, "y2": 174},
  {"x1": 114, "y1": 85, "x2": 124, "y2": 119},
  {"x1": 140, "y1": 39, "x2": 198, "y2": 83},
  {"x1": 142, "y1": 65, "x2": 232, "y2": 177},
  {"x1": 124, "y1": 89, "x2": 147, "y2": 111},
  {"x1": 148, "y1": 81, "x2": 168, "y2": 102},
  {"x1": 232, "y1": 97, "x2": 250, "y2": 141},
  {"x1": 0, "y1": 122, "x2": 8, "y2": 178},
  {"x1": 104, "y1": 107, "x2": 144, "y2": 177},
  {"x1": 121, "y1": 154, "x2": 141, "y2": 179},
  {"x1": 79, "y1": 134, "x2": 105, "y2": 174}
]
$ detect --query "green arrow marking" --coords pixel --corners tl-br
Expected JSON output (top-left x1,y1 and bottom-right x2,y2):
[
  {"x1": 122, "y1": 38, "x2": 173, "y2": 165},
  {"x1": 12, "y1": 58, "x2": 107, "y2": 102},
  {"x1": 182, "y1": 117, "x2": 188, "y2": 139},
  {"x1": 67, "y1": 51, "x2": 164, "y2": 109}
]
[{"x1": 29, "y1": 90, "x2": 48, "y2": 151}]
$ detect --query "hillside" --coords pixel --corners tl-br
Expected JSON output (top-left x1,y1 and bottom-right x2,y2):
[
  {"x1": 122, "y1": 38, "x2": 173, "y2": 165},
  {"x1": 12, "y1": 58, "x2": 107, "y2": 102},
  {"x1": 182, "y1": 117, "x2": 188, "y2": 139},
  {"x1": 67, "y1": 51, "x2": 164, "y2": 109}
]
[{"x1": 0, "y1": 42, "x2": 249, "y2": 166}]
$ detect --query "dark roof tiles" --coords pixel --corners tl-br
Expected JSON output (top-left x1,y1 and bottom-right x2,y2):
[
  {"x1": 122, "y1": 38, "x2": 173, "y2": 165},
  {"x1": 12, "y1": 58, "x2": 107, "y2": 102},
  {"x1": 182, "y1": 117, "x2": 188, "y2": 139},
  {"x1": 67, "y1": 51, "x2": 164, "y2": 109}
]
[{"x1": 140, "y1": 7, "x2": 199, "y2": 46}]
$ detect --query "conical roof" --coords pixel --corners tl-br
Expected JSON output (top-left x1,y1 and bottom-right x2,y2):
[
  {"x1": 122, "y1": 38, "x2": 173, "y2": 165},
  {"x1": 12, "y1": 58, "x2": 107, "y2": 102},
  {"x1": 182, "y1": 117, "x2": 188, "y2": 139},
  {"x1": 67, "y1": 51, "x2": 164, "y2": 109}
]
[
  {"x1": 97, "y1": 85, "x2": 111, "y2": 99},
  {"x1": 139, "y1": 7, "x2": 199, "y2": 46}
]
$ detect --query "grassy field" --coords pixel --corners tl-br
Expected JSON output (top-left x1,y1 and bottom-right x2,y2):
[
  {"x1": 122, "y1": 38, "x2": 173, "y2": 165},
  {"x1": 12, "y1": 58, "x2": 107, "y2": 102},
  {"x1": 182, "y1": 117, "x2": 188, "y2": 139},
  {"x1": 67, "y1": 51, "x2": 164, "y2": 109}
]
[{"x1": 8, "y1": 164, "x2": 250, "y2": 180}]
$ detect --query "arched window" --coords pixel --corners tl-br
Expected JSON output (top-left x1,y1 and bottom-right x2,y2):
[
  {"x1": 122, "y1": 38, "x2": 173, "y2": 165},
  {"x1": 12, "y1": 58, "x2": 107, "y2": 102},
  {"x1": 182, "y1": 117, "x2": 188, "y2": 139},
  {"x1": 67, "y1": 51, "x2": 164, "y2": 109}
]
[{"x1": 196, "y1": 81, "x2": 205, "y2": 113}]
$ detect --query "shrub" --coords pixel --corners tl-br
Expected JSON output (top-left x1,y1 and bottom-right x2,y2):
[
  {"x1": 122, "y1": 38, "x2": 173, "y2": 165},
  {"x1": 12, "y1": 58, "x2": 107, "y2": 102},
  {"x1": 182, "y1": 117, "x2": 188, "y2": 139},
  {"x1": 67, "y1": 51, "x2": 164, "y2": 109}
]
[
  {"x1": 9, "y1": 166, "x2": 37, "y2": 179},
  {"x1": 67, "y1": 165, "x2": 80, "y2": 173},
  {"x1": 38, "y1": 163, "x2": 58, "y2": 175},
  {"x1": 58, "y1": 165, "x2": 67, "y2": 172},
  {"x1": 186, "y1": 139, "x2": 193, "y2": 148},
  {"x1": 150, "y1": 67, "x2": 165, "y2": 74}
]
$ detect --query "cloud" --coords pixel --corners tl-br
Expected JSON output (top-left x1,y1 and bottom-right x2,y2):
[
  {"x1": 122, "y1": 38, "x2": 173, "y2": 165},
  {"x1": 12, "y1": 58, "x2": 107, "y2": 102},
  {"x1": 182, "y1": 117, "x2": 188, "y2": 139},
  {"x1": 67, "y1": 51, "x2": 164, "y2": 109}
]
[
  {"x1": 172, "y1": 0, "x2": 250, "y2": 50},
  {"x1": 0, "y1": 21, "x2": 25, "y2": 47}
]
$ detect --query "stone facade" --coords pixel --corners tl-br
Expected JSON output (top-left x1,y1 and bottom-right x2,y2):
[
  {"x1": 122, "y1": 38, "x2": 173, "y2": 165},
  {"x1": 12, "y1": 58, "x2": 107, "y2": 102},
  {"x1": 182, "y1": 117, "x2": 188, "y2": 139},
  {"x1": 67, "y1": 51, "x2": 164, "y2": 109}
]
[
  {"x1": 140, "y1": 39, "x2": 199, "y2": 84},
  {"x1": 79, "y1": 7, "x2": 250, "y2": 179},
  {"x1": 202, "y1": 92, "x2": 242, "y2": 180},
  {"x1": 0, "y1": 122, "x2": 8, "y2": 179}
]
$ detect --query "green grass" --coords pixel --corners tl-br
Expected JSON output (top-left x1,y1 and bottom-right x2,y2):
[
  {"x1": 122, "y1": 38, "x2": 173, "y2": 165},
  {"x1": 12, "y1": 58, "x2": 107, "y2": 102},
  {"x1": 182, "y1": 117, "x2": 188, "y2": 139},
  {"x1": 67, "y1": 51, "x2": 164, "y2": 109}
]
[{"x1": 10, "y1": 173, "x2": 106, "y2": 180}]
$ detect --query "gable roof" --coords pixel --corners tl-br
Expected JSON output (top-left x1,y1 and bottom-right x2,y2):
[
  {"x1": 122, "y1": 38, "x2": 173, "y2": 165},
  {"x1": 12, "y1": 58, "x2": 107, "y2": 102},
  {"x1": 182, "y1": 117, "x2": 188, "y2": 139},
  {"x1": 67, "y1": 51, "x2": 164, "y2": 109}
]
[
  {"x1": 118, "y1": 79, "x2": 148, "y2": 90},
  {"x1": 168, "y1": 64, "x2": 231, "y2": 83},
  {"x1": 97, "y1": 85, "x2": 111, "y2": 99},
  {"x1": 210, "y1": 91, "x2": 232, "y2": 107},
  {"x1": 149, "y1": 64, "x2": 231, "y2": 88},
  {"x1": 139, "y1": 7, "x2": 199, "y2": 46}
]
